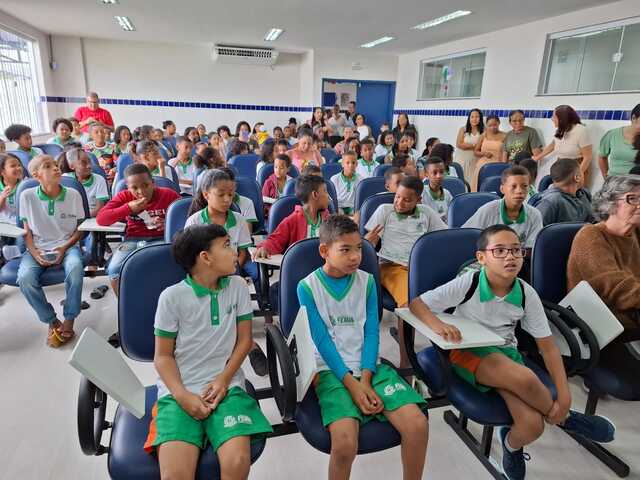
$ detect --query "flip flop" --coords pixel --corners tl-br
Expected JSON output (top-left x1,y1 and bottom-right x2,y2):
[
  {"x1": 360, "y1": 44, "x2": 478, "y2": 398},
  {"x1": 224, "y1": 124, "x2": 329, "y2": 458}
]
[
  {"x1": 46, "y1": 326, "x2": 65, "y2": 348},
  {"x1": 90, "y1": 285, "x2": 109, "y2": 299}
]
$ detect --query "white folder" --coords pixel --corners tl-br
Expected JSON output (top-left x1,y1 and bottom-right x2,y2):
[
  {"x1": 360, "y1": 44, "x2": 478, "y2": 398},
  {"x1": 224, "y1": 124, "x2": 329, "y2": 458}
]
[{"x1": 287, "y1": 307, "x2": 319, "y2": 402}]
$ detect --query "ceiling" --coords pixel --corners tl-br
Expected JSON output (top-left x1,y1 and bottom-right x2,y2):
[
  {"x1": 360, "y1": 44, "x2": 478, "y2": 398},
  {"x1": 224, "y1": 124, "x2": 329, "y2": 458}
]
[{"x1": 2, "y1": 0, "x2": 611, "y2": 54}]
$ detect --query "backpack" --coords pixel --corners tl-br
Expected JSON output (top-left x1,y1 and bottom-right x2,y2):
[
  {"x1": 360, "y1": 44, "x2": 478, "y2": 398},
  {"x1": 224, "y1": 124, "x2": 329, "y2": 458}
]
[{"x1": 446, "y1": 270, "x2": 527, "y2": 314}]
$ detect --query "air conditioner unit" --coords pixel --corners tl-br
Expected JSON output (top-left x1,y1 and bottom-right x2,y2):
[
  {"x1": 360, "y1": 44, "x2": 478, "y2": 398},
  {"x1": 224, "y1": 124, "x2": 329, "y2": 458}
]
[{"x1": 212, "y1": 45, "x2": 279, "y2": 66}]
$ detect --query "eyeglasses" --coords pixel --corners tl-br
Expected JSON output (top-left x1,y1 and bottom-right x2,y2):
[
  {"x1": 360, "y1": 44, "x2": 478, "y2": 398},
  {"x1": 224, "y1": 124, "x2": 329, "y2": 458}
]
[
  {"x1": 482, "y1": 247, "x2": 526, "y2": 259},
  {"x1": 619, "y1": 194, "x2": 640, "y2": 206}
]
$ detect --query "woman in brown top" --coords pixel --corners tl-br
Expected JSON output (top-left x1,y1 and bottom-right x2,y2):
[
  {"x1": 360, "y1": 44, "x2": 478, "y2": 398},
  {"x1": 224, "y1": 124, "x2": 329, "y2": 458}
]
[{"x1": 567, "y1": 174, "x2": 640, "y2": 373}]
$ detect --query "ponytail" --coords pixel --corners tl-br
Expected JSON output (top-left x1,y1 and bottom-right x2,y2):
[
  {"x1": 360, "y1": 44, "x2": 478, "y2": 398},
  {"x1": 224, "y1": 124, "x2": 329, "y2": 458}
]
[{"x1": 188, "y1": 169, "x2": 232, "y2": 216}]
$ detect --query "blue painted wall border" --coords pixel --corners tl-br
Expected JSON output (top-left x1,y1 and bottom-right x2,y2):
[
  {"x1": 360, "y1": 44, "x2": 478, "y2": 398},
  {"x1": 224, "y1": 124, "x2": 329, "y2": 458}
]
[{"x1": 393, "y1": 108, "x2": 631, "y2": 121}]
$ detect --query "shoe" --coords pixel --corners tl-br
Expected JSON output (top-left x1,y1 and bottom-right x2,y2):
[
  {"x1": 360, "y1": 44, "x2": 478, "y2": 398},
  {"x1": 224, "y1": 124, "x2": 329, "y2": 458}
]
[
  {"x1": 499, "y1": 427, "x2": 529, "y2": 480},
  {"x1": 249, "y1": 345, "x2": 268, "y2": 377},
  {"x1": 2, "y1": 245, "x2": 21, "y2": 261},
  {"x1": 560, "y1": 410, "x2": 615, "y2": 443}
]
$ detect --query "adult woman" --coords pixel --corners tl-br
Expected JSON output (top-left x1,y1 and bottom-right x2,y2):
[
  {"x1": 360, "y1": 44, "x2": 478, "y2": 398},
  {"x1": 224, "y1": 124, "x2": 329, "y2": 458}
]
[
  {"x1": 455, "y1": 109, "x2": 484, "y2": 180},
  {"x1": 503, "y1": 110, "x2": 543, "y2": 162},
  {"x1": 290, "y1": 132, "x2": 323, "y2": 171},
  {"x1": 534, "y1": 105, "x2": 592, "y2": 185},
  {"x1": 599, "y1": 104, "x2": 640, "y2": 177},
  {"x1": 392, "y1": 112, "x2": 418, "y2": 145},
  {"x1": 567, "y1": 174, "x2": 640, "y2": 380},
  {"x1": 471, "y1": 115, "x2": 506, "y2": 191},
  {"x1": 310, "y1": 107, "x2": 329, "y2": 138},
  {"x1": 354, "y1": 113, "x2": 372, "y2": 141}
]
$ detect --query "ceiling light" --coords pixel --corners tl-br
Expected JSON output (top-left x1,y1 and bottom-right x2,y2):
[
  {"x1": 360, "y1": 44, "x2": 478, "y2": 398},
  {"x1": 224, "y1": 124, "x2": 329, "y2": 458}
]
[
  {"x1": 264, "y1": 28, "x2": 284, "y2": 42},
  {"x1": 115, "y1": 16, "x2": 135, "y2": 31},
  {"x1": 412, "y1": 10, "x2": 472, "y2": 30},
  {"x1": 100, "y1": 0, "x2": 118, "y2": 4},
  {"x1": 360, "y1": 36, "x2": 394, "y2": 48}
]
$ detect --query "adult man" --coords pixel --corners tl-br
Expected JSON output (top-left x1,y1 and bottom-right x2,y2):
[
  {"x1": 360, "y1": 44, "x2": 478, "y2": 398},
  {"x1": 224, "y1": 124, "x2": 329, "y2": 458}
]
[{"x1": 73, "y1": 92, "x2": 114, "y2": 134}]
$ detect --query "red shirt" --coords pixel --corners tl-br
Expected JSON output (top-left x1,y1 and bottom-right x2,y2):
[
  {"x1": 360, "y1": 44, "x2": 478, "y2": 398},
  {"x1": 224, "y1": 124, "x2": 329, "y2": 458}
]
[
  {"x1": 97, "y1": 187, "x2": 180, "y2": 238},
  {"x1": 257, "y1": 205, "x2": 329, "y2": 254},
  {"x1": 74, "y1": 106, "x2": 115, "y2": 133}
]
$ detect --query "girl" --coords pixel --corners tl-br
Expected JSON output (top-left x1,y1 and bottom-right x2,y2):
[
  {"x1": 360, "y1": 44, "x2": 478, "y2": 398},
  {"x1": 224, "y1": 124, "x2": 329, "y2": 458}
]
[
  {"x1": 196, "y1": 123, "x2": 208, "y2": 142},
  {"x1": 184, "y1": 126, "x2": 200, "y2": 145},
  {"x1": 290, "y1": 132, "x2": 323, "y2": 171},
  {"x1": 431, "y1": 143, "x2": 458, "y2": 178},
  {"x1": 273, "y1": 126, "x2": 284, "y2": 141},
  {"x1": 235, "y1": 121, "x2": 251, "y2": 143},
  {"x1": 354, "y1": 113, "x2": 372, "y2": 141},
  {"x1": 60, "y1": 148, "x2": 109, "y2": 217},
  {"x1": 69, "y1": 117, "x2": 84, "y2": 143},
  {"x1": 256, "y1": 141, "x2": 275, "y2": 179},
  {"x1": 217, "y1": 125, "x2": 232, "y2": 157},
  {"x1": 346, "y1": 138, "x2": 361, "y2": 158},
  {"x1": 387, "y1": 133, "x2": 416, "y2": 164},
  {"x1": 136, "y1": 140, "x2": 173, "y2": 181},
  {"x1": 456, "y1": 109, "x2": 484, "y2": 180},
  {"x1": 208, "y1": 131, "x2": 222, "y2": 151},
  {"x1": 48, "y1": 118, "x2": 75, "y2": 147},
  {"x1": 84, "y1": 124, "x2": 116, "y2": 180},
  {"x1": 472, "y1": 115, "x2": 507, "y2": 191},
  {"x1": 417, "y1": 137, "x2": 442, "y2": 178},
  {"x1": 230, "y1": 141, "x2": 249, "y2": 158},
  {"x1": 0, "y1": 152, "x2": 24, "y2": 226},
  {"x1": 375, "y1": 131, "x2": 395, "y2": 160},
  {"x1": 113, "y1": 125, "x2": 133, "y2": 158},
  {"x1": 262, "y1": 154, "x2": 292, "y2": 214}
]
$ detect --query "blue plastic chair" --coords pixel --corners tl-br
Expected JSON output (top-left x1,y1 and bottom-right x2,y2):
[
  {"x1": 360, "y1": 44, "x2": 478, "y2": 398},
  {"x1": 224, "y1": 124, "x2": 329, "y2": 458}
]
[
  {"x1": 267, "y1": 195, "x2": 299, "y2": 234},
  {"x1": 34, "y1": 143, "x2": 63, "y2": 157},
  {"x1": 229, "y1": 154, "x2": 259, "y2": 179},
  {"x1": 451, "y1": 162, "x2": 464, "y2": 180},
  {"x1": 478, "y1": 175, "x2": 503, "y2": 196},
  {"x1": 113, "y1": 176, "x2": 181, "y2": 195},
  {"x1": 477, "y1": 162, "x2": 509, "y2": 190},
  {"x1": 163, "y1": 197, "x2": 192, "y2": 242},
  {"x1": 235, "y1": 176, "x2": 265, "y2": 233},
  {"x1": 354, "y1": 177, "x2": 386, "y2": 212},
  {"x1": 320, "y1": 148, "x2": 340, "y2": 163},
  {"x1": 7, "y1": 149, "x2": 30, "y2": 172},
  {"x1": 283, "y1": 178, "x2": 339, "y2": 214},
  {"x1": 373, "y1": 164, "x2": 392, "y2": 177},
  {"x1": 447, "y1": 192, "x2": 499, "y2": 228},
  {"x1": 257, "y1": 163, "x2": 299, "y2": 188},
  {"x1": 74, "y1": 244, "x2": 267, "y2": 479},
  {"x1": 115, "y1": 153, "x2": 134, "y2": 180},
  {"x1": 538, "y1": 174, "x2": 553, "y2": 192},
  {"x1": 443, "y1": 177, "x2": 466, "y2": 197},
  {"x1": 375, "y1": 155, "x2": 386, "y2": 164},
  {"x1": 321, "y1": 163, "x2": 342, "y2": 180}
]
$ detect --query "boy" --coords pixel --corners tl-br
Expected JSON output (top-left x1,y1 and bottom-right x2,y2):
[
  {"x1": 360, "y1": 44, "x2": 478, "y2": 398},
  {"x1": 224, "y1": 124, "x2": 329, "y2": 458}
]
[
  {"x1": 331, "y1": 151, "x2": 361, "y2": 216},
  {"x1": 364, "y1": 176, "x2": 447, "y2": 367},
  {"x1": 146, "y1": 224, "x2": 272, "y2": 479},
  {"x1": 409, "y1": 225, "x2": 615, "y2": 480},
  {"x1": 262, "y1": 154, "x2": 291, "y2": 204},
  {"x1": 298, "y1": 215, "x2": 428, "y2": 480},
  {"x1": 391, "y1": 153, "x2": 417, "y2": 177},
  {"x1": 97, "y1": 163, "x2": 180, "y2": 293},
  {"x1": 384, "y1": 167, "x2": 404, "y2": 193},
  {"x1": 168, "y1": 136, "x2": 195, "y2": 195},
  {"x1": 463, "y1": 166, "x2": 543, "y2": 250},
  {"x1": 136, "y1": 140, "x2": 173, "y2": 181},
  {"x1": 84, "y1": 124, "x2": 116, "y2": 180},
  {"x1": 535, "y1": 158, "x2": 594, "y2": 226},
  {"x1": 4, "y1": 124, "x2": 43, "y2": 159},
  {"x1": 17, "y1": 155, "x2": 85, "y2": 347},
  {"x1": 421, "y1": 156, "x2": 453, "y2": 222},
  {"x1": 356, "y1": 139, "x2": 377, "y2": 179}
]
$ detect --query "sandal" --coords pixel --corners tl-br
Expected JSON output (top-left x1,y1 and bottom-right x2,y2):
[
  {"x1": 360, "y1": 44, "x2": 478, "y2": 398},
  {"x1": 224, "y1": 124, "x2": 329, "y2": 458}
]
[
  {"x1": 46, "y1": 325, "x2": 65, "y2": 348},
  {"x1": 90, "y1": 285, "x2": 109, "y2": 300},
  {"x1": 60, "y1": 329, "x2": 76, "y2": 343}
]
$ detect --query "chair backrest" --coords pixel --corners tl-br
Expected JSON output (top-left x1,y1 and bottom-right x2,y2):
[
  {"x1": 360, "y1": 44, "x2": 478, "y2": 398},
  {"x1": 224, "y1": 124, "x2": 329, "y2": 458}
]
[
  {"x1": 119, "y1": 243, "x2": 184, "y2": 362},
  {"x1": 538, "y1": 174, "x2": 553, "y2": 192},
  {"x1": 7, "y1": 150, "x2": 30, "y2": 172},
  {"x1": 477, "y1": 162, "x2": 509, "y2": 189},
  {"x1": 235, "y1": 176, "x2": 264, "y2": 232},
  {"x1": 321, "y1": 163, "x2": 342, "y2": 180},
  {"x1": 358, "y1": 192, "x2": 394, "y2": 236},
  {"x1": 354, "y1": 177, "x2": 386, "y2": 212},
  {"x1": 158, "y1": 147, "x2": 170, "y2": 161},
  {"x1": 320, "y1": 148, "x2": 340, "y2": 163},
  {"x1": 443, "y1": 177, "x2": 466, "y2": 197},
  {"x1": 91, "y1": 164, "x2": 109, "y2": 184},
  {"x1": 282, "y1": 178, "x2": 338, "y2": 213},
  {"x1": 267, "y1": 195, "x2": 300, "y2": 234},
  {"x1": 116, "y1": 153, "x2": 134, "y2": 180},
  {"x1": 34, "y1": 143, "x2": 63, "y2": 157},
  {"x1": 530, "y1": 222, "x2": 585, "y2": 304},
  {"x1": 229, "y1": 154, "x2": 259, "y2": 179},
  {"x1": 447, "y1": 192, "x2": 499, "y2": 228},
  {"x1": 479, "y1": 175, "x2": 503, "y2": 196},
  {"x1": 408, "y1": 228, "x2": 482, "y2": 301},
  {"x1": 113, "y1": 176, "x2": 181, "y2": 195},
  {"x1": 375, "y1": 155, "x2": 386, "y2": 164},
  {"x1": 373, "y1": 164, "x2": 392, "y2": 177},
  {"x1": 164, "y1": 197, "x2": 193, "y2": 242},
  {"x1": 278, "y1": 238, "x2": 382, "y2": 337},
  {"x1": 528, "y1": 192, "x2": 543, "y2": 207},
  {"x1": 451, "y1": 162, "x2": 464, "y2": 180},
  {"x1": 257, "y1": 163, "x2": 300, "y2": 187}
]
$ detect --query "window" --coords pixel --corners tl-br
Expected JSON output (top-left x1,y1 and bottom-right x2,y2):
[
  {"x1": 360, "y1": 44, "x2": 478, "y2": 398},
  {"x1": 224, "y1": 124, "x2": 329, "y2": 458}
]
[
  {"x1": 418, "y1": 50, "x2": 486, "y2": 100},
  {"x1": 540, "y1": 17, "x2": 640, "y2": 95},
  {"x1": 0, "y1": 27, "x2": 43, "y2": 135}
]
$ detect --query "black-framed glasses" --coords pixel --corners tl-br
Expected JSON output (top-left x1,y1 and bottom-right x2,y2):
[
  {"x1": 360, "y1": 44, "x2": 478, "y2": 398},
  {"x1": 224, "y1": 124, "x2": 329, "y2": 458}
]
[
  {"x1": 482, "y1": 247, "x2": 526, "y2": 259},
  {"x1": 619, "y1": 194, "x2": 640, "y2": 206}
]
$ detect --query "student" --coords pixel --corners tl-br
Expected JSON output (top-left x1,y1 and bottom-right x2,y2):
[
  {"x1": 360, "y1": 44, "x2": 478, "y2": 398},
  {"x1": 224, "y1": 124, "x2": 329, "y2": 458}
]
[
  {"x1": 212, "y1": 167, "x2": 258, "y2": 228},
  {"x1": 48, "y1": 118, "x2": 75, "y2": 147},
  {"x1": 421, "y1": 157, "x2": 453, "y2": 222},
  {"x1": 196, "y1": 123, "x2": 208, "y2": 142},
  {"x1": 375, "y1": 131, "x2": 395, "y2": 160},
  {"x1": 463, "y1": 166, "x2": 543, "y2": 250},
  {"x1": 97, "y1": 163, "x2": 180, "y2": 292},
  {"x1": 145, "y1": 224, "x2": 272, "y2": 478},
  {"x1": 84, "y1": 124, "x2": 116, "y2": 181},
  {"x1": 0, "y1": 152, "x2": 23, "y2": 226},
  {"x1": 387, "y1": 134, "x2": 417, "y2": 164},
  {"x1": 114, "y1": 125, "x2": 133, "y2": 158},
  {"x1": 301, "y1": 164, "x2": 322, "y2": 177},
  {"x1": 384, "y1": 167, "x2": 404, "y2": 194},
  {"x1": 430, "y1": 143, "x2": 458, "y2": 178},
  {"x1": 519, "y1": 159, "x2": 539, "y2": 202},
  {"x1": 184, "y1": 127, "x2": 200, "y2": 146},
  {"x1": 417, "y1": 137, "x2": 442, "y2": 177},
  {"x1": 152, "y1": 128, "x2": 172, "y2": 158},
  {"x1": 162, "y1": 120, "x2": 177, "y2": 155},
  {"x1": 69, "y1": 117, "x2": 84, "y2": 143},
  {"x1": 331, "y1": 151, "x2": 361, "y2": 216},
  {"x1": 17, "y1": 155, "x2": 85, "y2": 347},
  {"x1": 298, "y1": 215, "x2": 428, "y2": 480},
  {"x1": 207, "y1": 131, "x2": 221, "y2": 152},
  {"x1": 272, "y1": 126, "x2": 284, "y2": 141},
  {"x1": 364, "y1": 176, "x2": 447, "y2": 367},
  {"x1": 535, "y1": 158, "x2": 594, "y2": 226},
  {"x1": 355, "y1": 139, "x2": 377, "y2": 179},
  {"x1": 136, "y1": 140, "x2": 173, "y2": 181},
  {"x1": 262, "y1": 154, "x2": 291, "y2": 204},
  {"x1": 60, "y1": 148, "x2": 109, "y2": 217},
  {"x1": 168, "y1": 136, "x2": 195, "y2": 195},
  {"x1": 391, "y1": 153, "x2": 417, "y2": 177},
  {"x1": 274, "y1": 139, "x2": 290, "y2": 157},
  {"x1": 4, "y1": 124, "x2": 43, "y2": 159},
  {"x1": 409, "y1": 224, "x2": 615, "y2": 480},
  {"x1": 256, "y1": 141, "x2": 275, "y2": 179}
]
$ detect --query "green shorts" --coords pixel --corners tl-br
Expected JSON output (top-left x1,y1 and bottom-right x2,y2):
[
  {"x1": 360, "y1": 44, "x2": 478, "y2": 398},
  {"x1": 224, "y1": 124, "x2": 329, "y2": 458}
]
[
  {"x1": 450, "y1": 346, "x2": 524, "y2": 393},
  {"x1": 314, "y1": 363, "x2": 427, "y2": 427},
  {"x1": 144, "y1": 386, "x2": 273, "y2": 453}
]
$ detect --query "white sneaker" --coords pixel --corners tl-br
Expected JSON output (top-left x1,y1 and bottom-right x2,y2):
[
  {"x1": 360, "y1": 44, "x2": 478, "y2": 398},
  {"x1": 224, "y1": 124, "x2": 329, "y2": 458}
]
[{"x1": 1, "y1": 245, "x2": 21, "y2": 261}]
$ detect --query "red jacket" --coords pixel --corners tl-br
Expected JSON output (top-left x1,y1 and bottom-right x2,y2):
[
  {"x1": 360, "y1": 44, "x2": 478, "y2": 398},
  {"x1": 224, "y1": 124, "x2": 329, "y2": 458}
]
[
  {"x1": 257, "y1": 205, "x2": 329, "y2": 254},
  {"x1": 97, "y1": 187, "x2": 180, "y2": 238}
]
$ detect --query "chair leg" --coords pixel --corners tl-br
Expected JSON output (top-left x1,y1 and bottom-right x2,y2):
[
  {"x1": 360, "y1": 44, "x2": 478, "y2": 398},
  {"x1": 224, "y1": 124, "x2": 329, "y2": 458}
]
[{"x1": 443, "y1": 410, "x2": 504, "y2": 480}]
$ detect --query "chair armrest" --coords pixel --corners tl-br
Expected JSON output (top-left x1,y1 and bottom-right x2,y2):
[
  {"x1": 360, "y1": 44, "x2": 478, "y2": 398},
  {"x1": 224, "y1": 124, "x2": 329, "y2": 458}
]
[
  {"x1": 266, "y1": 324, "x2": 297, "y2": 422},
  {"x1": 543, "y1": 305, "x2": 582, "y2": 376},
  {"x1": 77, "y1": 376, "x2": 110, "y2": 456}
]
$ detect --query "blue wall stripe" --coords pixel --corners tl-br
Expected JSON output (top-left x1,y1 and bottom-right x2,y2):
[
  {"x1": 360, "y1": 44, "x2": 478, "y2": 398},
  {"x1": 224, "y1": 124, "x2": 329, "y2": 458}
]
[
  {"x1": 40, "y1": 96, "x2": 313, "y2": 113},
  {"x1": 393, "y1": 108, "x2": 631, "y2": 121}
]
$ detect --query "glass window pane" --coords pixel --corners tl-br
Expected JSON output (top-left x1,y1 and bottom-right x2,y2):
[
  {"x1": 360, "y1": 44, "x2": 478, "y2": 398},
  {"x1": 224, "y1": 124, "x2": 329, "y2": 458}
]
[
  {"x1": 545, "y1": 37, "x2": 583, "y2": 94},
  {"x1": 613, "y1": 23, "x2": 640, "y2": 91},
  {"x1": 577, "y1": 27, "x2": 622, "y2": 93},
  {"x1": 419, "y1": 52, "x2": 485, "y2": 99}
]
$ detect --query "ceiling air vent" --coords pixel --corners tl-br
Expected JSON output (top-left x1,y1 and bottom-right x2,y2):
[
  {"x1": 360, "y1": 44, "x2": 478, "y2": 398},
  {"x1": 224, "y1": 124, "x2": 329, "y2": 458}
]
[{"x1": 212, "y1": 45, "x2": 279, "y2": 66}]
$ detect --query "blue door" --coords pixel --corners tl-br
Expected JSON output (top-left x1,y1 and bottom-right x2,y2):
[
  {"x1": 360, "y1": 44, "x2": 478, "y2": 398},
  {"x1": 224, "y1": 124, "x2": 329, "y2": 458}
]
[{"x1": 355, "y1": 82, "x2": 396, "y2": 139}]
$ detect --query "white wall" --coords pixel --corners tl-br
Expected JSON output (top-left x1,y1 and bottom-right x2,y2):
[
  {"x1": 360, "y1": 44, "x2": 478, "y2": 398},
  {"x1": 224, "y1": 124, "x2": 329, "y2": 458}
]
[{"x1": 395, "y1": 0, "x2": 640, "y2": 190}]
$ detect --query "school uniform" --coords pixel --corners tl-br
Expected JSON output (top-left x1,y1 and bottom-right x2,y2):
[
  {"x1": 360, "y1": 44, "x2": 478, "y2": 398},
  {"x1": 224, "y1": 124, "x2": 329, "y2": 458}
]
[
  {"x1": 185, "y1": 209, "x2": 252, "y2": 253},
  {"x1": 144, "y1": 275, "x2": 272, "y2": 452},
  {"x1": 63, "y1": 173, "x2": 109, "y2": 213},
  {"x1": 374, "y1": 144, "x2": 392, "y2": 160},
  {"x1": 0, "y1": 178, "x2": 20, "y2": 224},
  {"x1": 330, "y1": 172, "x2": 361, "y2": 215},
  {"x1": 234, "y1": 194, "x2": 257, "y2": 224},
  {"x1": 20, "y1": 147, "x2": 43, "y2": 159},
  {"x1": 421, "y1": 185, "x2": 453, "y2": 222},
  {"x1": 356, "y1": 158, "x2": 378, "y2": 179},
  {"x1": 150, "y1": 165, "x2": 174, "y2": 182},
  {"x1": 168, "y1": 157, "x2": 195, "y2": 194},
  {"x1": 297, "y1": 267, "x2": 425, "y2": 426}
]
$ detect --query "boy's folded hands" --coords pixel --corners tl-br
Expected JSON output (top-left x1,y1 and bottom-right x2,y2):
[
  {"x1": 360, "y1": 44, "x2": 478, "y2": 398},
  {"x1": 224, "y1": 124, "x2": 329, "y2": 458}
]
[
  {"x1": 201, "y1": 376, "x2": 230, "y2": 410},
  {"x1": 176, "y1": 390, "x2": 212, "y2": 420},
  {"x1": 344, "y1": 375, "x2": 384, "y2": 415}
]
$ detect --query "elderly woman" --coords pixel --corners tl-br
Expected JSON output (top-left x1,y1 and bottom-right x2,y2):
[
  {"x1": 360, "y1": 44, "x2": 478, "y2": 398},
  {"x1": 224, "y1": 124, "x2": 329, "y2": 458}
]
[{"x1": 567, "y1": 174, "x2": 640, "y2": 374}]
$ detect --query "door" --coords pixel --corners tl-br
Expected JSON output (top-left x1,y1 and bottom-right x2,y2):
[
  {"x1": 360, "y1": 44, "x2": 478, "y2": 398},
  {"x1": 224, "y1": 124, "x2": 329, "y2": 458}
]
[{"x1": 355, "y1": 82, "x2": 395, "y2": 139}]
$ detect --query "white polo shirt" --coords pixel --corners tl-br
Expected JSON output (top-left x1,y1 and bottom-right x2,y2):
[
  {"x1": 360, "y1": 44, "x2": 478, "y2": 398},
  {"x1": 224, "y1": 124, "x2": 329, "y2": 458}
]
[
  {"x1": 331, "y1": 172, "x2": 362, "y2": 214},
  {"x1": 0, "y1": 179, "x2": 19, "y2": 224},
  {"x1": 19, "y1": 186, "x2": 85, "y2": 251},
  {"x1": 168, "y1": 157, "x2": 195, "y2": 195},
  {"x1": 420, "y1": 269, "x2": 551, "y2": 347},
  {"x1": 185, "y1": 209, "x2": 252, "y2": 252},
  {"x1": 421, "y1": 185, "x2": 453, "y2": 221},
  {"x1": 365, "y1": 204, "x2": 447, "y2": 266},
  {"x1": 154, "y1": 275, "x2": 253, "y2": 399},
  {"x1": 356, "y1": 158, "x2": 377, "y2": 179},
  {"x1": 63, "y1": 173, "x2": 109, "y2": 213},
  {"x1": 234, "y1": 194, "x2": 257, "y2": 224}
]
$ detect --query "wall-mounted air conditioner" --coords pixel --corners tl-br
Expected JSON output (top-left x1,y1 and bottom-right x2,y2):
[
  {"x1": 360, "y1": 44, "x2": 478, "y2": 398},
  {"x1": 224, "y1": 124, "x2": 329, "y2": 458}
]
[{"x1": 212, "y1": 45, "x2": 279, "y2": 66}]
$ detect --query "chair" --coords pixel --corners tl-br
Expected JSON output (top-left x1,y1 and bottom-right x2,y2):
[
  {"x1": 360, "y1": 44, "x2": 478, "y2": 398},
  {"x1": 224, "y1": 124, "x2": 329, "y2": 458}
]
[
  {"x1": 257, "y1": 163, "x2": 299, "y2": 188},
  {"x1": 447, "y1": 192, "x2": 499, "y2": 228},
  {"x1": 375, "y1": 155, "x2": 386, "y2": 164},
  {"x1": 235, "y1": 176, "x2": 265, "y2": 233},
  {"x1": 531, "y1": 222, "x2": 635, "y2": 478},
  {"x1": 7, "y1": 150, "x2": 30, "y2": 172},
  {"x1": 451, "y1": 162, "x2": 464, "y2": 180},
  {"x1": 229, "y1": 154, "x2": 259, "y2": 179},
  {"x1": 115, "y1": 153, "x2": 134, "y2": 180},
  {"x1": 443, "y1": 177, "x2": 466, "y2": 197},
  {"x1": 267, "y1": 195, "x2": 300, "y2": 234},
  {"x1": 320, "y1": 148, "x2": 340, "y2": 163},
  {"x1": 478, "y1": 175, "x2": 503, "y2": 196},
  {"x1": 282, "y1": 178, "x2": 339, "y2": 214},
  {"x1": 354, "y1": 177, "x2": 386, "y2": 212},
  {"x1": 164, "y1": 197, "x2": 192, "y2": 242},
  {"x1": 373, "y1": 164, "x2": 392, "y2": 177},
  {"x1": 113, "y1": 176, "x2": 181, "y2": 195},
  {"x1": 477, "y1": 162, "x2": 509, "y2": 191},
  {"x1": 538, "y1": 174, "x2": 553, "y2": 192},
  {"x1": 320, "y1": 163, "x2": 342, "y2": 180},
  {"x1": 76, "y1": 244, "x2": 267, "y2": 479},
  {"x1": 34, "y1": 143, "x2": 63, "y2": 157}
]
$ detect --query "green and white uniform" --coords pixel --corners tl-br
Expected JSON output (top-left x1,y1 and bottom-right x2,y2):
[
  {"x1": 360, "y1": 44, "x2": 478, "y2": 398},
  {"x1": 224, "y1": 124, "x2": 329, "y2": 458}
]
[
  {"x1": 185, "y1": 209, "x2": 252, "y2": 252},
  {"x1": 63, "y1": 173, "x2": 109, "y2": 213},
  {"x1": 330, "y1": 172, "x2": 361, "y2": 215}
]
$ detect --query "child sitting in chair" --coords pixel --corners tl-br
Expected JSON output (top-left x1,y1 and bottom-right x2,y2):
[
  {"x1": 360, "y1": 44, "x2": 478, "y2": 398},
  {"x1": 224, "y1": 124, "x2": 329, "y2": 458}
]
[
  {"x1": 331, "y1": 151, "x2": 361, "y2": 216},
  {"x1": 421, "y1": 156, "x2": 453, "y2": 222},
  {"x1": 4, "y1": 124, "x2": 43, "y2": 160},
  {"x1": 168, "y1": 136, "x2": 195, "y2": 195},
  {"x1": 60, "y1": 148, "x2": 109, "y2": 217}
]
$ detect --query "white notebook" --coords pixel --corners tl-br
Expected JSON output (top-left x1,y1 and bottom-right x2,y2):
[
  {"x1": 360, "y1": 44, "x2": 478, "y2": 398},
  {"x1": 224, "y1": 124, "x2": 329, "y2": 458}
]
[{"x1": 287, "y1": 307, "x2": 318, "y2": 402}]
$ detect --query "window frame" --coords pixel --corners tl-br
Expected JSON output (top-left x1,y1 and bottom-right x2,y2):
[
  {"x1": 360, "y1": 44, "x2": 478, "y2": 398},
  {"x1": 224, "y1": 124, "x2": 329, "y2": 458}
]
[
  {"x1": 416, "y1": 48, "x2": 487, "y2": 101},
  {"x1": 537, "y1": 16, "x2": 640, "y2": 96}
]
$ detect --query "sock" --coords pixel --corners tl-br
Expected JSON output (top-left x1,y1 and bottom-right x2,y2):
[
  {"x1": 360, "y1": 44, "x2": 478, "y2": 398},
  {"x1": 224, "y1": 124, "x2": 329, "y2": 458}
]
[{"x1": 504, "y1": 432, "x2": 520, "y2": 453}]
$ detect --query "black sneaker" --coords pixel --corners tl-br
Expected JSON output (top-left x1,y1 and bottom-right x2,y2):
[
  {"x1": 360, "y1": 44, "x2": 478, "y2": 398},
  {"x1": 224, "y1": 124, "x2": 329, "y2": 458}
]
[
  {"x1": 249, "y1": 345, "x2": 268, "y2": 376},
  {"x1": 560, "y1": 410, "x2": 615, "y2": 443},
  {"x1": 499, "y1": 427, "x2": 529, "y2": 480}
]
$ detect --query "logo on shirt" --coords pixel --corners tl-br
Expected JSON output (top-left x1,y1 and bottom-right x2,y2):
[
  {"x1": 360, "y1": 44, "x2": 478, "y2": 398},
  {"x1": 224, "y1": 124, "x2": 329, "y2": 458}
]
[
  {"x1": 329, "y1": 315, "x2": 355, "y2": 326},
  {"x1": 226, "y1": 304, "x2": 237, "y2": 315},
  {"x1": 59, "y1": 213, "x2": 77, "y2": 220}
]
